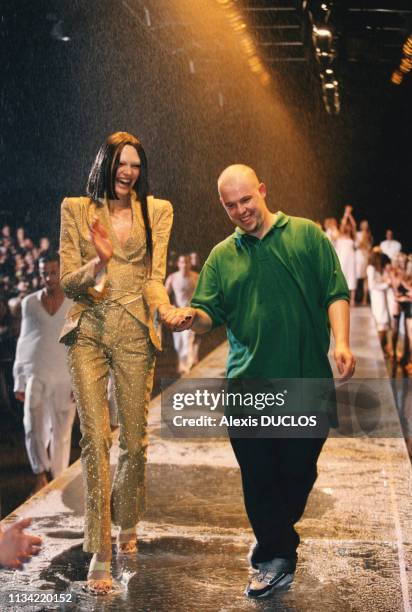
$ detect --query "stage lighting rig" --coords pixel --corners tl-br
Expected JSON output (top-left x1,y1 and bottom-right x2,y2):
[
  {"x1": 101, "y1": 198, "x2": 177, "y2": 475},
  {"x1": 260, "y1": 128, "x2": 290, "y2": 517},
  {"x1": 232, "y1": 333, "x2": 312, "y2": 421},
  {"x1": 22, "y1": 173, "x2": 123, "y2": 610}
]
[
  {"x1": 305, "y1": 1, "x2": 341, "y2": 114},
  {"x1": 391, "y1": 33, "x2": 412, "y2": 86}
]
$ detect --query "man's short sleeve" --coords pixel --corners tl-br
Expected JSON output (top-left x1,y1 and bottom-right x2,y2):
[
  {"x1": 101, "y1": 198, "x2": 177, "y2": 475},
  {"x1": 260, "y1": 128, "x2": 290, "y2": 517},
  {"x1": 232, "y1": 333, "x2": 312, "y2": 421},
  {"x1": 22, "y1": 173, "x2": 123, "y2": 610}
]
[
  {"x1": 314, "y1": 227, "x2": 350, "y2": 308},
  {"x1": 191, "y1": 257, "x2": 226, "y2": 329}
]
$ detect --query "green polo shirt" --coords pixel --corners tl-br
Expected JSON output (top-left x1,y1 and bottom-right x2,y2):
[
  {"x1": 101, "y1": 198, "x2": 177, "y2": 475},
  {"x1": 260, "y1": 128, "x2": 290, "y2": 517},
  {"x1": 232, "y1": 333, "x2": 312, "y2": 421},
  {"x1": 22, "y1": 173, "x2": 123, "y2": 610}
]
[{"x1": 191, "y1": 212, "x2": 349, "y2": 379}]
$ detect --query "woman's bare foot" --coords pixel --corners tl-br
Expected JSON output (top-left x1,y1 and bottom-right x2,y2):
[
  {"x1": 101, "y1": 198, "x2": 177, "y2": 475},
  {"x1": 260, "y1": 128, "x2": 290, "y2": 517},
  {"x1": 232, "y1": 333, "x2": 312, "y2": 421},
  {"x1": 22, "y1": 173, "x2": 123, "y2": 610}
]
[
  {"x1": 116, "y1": 526, "x2": 138, "y2": 554},
  {"x1": 87, "y1": 553, "x2": 112, "y2": 595}
]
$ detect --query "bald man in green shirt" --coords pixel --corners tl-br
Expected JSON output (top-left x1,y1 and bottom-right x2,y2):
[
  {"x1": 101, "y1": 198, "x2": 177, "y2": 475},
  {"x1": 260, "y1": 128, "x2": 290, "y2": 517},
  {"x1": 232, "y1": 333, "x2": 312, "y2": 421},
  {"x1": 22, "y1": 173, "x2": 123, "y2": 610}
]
[{"x1": 164, "y1": 165, "x2": 355, "y2": 599}]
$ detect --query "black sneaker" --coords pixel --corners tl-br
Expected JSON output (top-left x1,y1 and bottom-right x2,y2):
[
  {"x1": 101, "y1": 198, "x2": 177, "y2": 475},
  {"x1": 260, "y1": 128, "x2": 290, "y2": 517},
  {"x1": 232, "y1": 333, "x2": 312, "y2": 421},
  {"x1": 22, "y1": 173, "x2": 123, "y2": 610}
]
[{"x1": 245, "y1": 557, "x2": 295, "y2": 599}]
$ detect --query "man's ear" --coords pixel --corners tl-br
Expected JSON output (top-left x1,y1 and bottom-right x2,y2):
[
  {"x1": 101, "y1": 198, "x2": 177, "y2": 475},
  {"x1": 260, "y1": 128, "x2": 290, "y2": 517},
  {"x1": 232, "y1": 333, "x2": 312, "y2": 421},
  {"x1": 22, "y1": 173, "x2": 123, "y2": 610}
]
[{"x1": 258, "y1": 183, "x2": 267, "y2": 198}]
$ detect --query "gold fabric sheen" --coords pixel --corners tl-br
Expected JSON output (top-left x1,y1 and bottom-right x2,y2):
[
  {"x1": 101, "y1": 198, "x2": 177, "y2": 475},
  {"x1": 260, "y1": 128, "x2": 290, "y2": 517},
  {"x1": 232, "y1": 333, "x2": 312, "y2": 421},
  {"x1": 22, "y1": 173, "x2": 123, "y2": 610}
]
[
  {"x1": 59, "y1": 193, "x2": 173, "y2": 350},
  {"x1": 59, "y1": 193, "x2": 173, "y2": 553},
  {"x1": 68, "y1": 304, "x2": 154, "y2": 553}
]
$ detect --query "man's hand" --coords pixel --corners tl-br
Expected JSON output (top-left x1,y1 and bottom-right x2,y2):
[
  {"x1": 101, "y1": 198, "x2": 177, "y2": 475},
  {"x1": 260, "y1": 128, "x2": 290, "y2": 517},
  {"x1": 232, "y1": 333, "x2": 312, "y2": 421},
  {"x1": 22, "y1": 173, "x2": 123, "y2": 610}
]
[
  {"x1": 15, "y1": 391, "x2": 25, "y2": 402},
  {"x1": 158, "y1": 305, "x2": 195, "y2": 331},
  {"x1": 334, "y1": 343, "x2": 356, "y2": 380},
  {"x1": 90, "y1": 218, "x2": 113, "y2": 264},
  {"x1": 328, "y1": 300, "x2": 354, "y2": 380},
  {"x1": 0, "y1": 518, "x2": 42, "y2": 569}
]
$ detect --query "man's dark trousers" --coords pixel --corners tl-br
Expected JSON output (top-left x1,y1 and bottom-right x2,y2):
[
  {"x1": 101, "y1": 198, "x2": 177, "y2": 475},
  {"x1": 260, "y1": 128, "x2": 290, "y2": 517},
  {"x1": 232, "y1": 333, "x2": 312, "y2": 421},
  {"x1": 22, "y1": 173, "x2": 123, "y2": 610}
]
[{"x1": 230, "y1": 435, "x2": 327, "y2": 567}]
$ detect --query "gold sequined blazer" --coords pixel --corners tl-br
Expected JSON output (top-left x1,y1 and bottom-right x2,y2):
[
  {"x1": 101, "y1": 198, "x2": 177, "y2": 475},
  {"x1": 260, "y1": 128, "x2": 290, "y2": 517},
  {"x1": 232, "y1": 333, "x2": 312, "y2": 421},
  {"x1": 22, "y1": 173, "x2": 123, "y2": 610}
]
[{"x1": 58, "y1": 193, "x2": 173, "y2": 350}]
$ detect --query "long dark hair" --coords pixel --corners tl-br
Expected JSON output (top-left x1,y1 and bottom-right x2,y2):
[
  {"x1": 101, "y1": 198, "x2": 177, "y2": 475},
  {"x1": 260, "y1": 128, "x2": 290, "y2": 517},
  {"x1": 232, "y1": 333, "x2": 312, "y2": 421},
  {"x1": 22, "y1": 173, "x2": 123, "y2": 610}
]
[
  {"x1": 369, "y1": 251, "x2": 385, "y2": 273},
  {"x1": 86, "y1": 132, "x2": 153, "y2": 266}
]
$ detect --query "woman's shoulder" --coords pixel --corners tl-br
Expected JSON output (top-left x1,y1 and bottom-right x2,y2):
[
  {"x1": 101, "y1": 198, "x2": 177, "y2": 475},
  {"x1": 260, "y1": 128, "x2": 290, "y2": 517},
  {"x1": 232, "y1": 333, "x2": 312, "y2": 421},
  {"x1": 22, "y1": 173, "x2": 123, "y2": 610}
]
[
  {"x1": 147, "y1": 196, "x2": 173, "y2": 226},
  {"x1": 61, "y1": 196, "x2": 94, "y2": 210},
  {"x1": 148, "y1": 195, "x2": 173, "y2": 213}
]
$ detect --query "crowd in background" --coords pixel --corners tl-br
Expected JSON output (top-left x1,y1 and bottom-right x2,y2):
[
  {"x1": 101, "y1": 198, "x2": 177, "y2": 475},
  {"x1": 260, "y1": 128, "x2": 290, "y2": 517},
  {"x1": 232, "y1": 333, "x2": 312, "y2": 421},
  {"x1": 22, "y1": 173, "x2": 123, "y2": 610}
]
[
  {"x1": 0, "y1": 225, "x2": 51, "y2": 307},
  {"x1": 0, "y1": 222, "x2": 202, "y2": 433},
  {"x1": 1, "y1": 214, "x2": 412, "y2": 372},
  {"x1": 2, "y1": 214, "x2": 412, "y2": 383},
  {"x1": 0, "y1": 225, "x2": 53, "y2": 430},
  {"x1": 1, "y1": 212, "x2": 411, "y2": 570},
  {"x1": 1, "y1": 213, "x2": 412, "y2": 468},
  {"x1": 322, "y1": 205, "x2": 412, "y2": 375}
]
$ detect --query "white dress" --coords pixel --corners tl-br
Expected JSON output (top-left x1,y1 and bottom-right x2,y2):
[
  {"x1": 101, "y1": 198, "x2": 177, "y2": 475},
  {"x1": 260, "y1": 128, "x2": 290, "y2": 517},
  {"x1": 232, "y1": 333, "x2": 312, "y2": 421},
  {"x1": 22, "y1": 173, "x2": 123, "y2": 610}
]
[
  {"x1": 366, "y1": 265, "x2": 390, "y2": 331},
  {"x1": 355, "y1": 231, "x2": 370, "y2": 280},
  {"x1": 335, "y1": 237, "x2": 357, "y2": 290}
]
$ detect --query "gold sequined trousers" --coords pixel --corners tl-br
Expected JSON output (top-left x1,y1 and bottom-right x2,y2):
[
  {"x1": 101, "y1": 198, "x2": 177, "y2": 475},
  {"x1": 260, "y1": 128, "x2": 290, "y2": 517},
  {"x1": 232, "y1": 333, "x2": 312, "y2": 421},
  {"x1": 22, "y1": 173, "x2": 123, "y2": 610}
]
[{"x1": 67, "y1": 302, "x2": 155, "y2": 554}]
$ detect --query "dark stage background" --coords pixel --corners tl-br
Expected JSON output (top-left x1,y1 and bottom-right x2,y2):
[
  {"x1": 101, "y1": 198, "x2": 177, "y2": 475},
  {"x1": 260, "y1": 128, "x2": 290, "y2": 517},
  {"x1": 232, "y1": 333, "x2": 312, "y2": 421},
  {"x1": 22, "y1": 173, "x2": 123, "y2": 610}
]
[{"x1": 1, "y1": 0, "x2": 412, "y2": 254}]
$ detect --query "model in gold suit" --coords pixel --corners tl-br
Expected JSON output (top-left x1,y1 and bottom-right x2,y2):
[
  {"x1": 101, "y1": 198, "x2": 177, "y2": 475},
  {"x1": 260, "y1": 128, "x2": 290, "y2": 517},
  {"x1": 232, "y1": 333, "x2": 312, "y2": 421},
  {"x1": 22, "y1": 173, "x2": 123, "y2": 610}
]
[{"x1": 59, "y1": 132, "x2": 186, "y2": 594}]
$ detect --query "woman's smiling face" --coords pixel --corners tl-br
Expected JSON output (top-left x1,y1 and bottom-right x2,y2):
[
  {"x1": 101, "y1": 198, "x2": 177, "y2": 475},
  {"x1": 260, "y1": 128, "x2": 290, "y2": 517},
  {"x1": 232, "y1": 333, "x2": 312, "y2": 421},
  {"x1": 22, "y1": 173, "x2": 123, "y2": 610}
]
[{"x1": 114, "y1": 144, "x2": 141, "y2": 199}]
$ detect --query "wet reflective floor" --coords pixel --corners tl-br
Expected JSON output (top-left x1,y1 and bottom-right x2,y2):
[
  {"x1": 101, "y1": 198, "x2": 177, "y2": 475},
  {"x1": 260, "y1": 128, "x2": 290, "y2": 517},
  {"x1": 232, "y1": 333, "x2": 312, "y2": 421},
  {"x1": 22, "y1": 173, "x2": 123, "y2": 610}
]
[{"x1": 1, "y1": 308, "x2": 411, "y2": 611}]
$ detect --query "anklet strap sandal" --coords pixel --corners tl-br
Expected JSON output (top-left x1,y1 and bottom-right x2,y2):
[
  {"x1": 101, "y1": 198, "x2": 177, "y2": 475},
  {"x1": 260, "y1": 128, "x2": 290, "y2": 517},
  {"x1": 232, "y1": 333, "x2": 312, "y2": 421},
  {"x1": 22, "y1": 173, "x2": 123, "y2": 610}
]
[
  {"x1": 116, "y1": 527, "x2": 138, "y2": 554},
  {"x1": 87, "y1": 559, "x2": 111, "y2": 580},
  {"x1": 86, "y1": 557, "x2": 112, "y2": 595}
]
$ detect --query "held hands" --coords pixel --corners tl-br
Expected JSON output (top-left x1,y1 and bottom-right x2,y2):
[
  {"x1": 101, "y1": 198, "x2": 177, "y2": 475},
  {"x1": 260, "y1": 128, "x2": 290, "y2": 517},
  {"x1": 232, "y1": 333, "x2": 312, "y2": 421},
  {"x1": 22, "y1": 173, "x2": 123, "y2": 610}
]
[
  {"x1": 90, "y1": 218, "x2": 113, "y2": 264},
  {"x1": 334, "y1": 343, "x2": 356, "y2": 380},
  {"x1": 0, "y1": 518, "x2": 42, "y2": 569},
  {"x1": 158, "y1": 305, "x2": 196, "y2": 331}
]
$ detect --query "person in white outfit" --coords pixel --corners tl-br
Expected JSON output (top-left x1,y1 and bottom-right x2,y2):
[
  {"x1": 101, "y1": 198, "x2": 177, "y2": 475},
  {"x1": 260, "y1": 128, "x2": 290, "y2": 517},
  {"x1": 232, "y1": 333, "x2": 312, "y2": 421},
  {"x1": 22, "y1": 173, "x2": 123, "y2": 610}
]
[
  {"x1": 355, "y1": 220, "x2": 373, "y2": 306},
  {"x1": 165, "y1": 254, "x2": 199, "y2": 374},
  {"x1": 380, "y1": 229, "x2": 401, "y2": 261},
  {"x1": 367, "y1": 251, "x2": 390, "y2": 353},
  {"x1": 335, "y1": 207, "x2": 357, "y2": 306},
  {"x1": 323, "y1": 217, "x2": 339, "y2": 245},
  {"x1": 13, "y1": 252, "x2": 75, "y2": 491}
]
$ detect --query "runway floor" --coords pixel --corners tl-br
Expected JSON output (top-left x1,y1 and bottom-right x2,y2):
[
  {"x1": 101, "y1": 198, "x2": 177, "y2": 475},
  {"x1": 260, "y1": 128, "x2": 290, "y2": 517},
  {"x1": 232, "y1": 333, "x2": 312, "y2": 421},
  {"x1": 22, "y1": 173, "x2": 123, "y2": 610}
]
[{"x1": 0, "y1": 307, "x2": 411, "y2": 611}]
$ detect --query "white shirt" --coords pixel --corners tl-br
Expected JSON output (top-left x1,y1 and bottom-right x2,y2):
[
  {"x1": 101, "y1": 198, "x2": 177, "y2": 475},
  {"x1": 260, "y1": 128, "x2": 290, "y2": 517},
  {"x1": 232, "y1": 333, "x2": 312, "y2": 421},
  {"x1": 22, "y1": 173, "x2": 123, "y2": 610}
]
[
  {"x1": 13, "y1": 290, "x2": 73, "y2": 391},
  {"x1": 380, "y1": 239, "x2": 401, "y2": 261}
]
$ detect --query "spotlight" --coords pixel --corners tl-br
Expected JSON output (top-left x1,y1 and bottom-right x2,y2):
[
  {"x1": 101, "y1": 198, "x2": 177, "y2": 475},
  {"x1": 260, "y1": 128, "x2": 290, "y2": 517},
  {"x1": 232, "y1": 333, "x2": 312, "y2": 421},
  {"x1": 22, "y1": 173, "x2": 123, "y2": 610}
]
[
  {"x1": 320, "y1": 70, "x2": 340, "y2": 114},
  {"x1": 216, "y1": 0, "x2": 271, "y2": 85},
  {"x1": 391, "y1": 33, "x2": 412, "y2": 85},
  {"x1": 47, "y1": 14, "x2": 71, "y2": 42}
]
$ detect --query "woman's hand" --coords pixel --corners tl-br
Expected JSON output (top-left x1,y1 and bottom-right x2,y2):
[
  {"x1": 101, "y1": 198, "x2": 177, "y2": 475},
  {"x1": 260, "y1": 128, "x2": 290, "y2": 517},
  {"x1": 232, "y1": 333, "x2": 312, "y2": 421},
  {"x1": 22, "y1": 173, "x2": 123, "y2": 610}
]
[
  {"x1": 90, "y1": 218, "x2": 113, "y2": 264},
  {"x1": 158, "y1": 305, "x2": 195, "y2": 331}
]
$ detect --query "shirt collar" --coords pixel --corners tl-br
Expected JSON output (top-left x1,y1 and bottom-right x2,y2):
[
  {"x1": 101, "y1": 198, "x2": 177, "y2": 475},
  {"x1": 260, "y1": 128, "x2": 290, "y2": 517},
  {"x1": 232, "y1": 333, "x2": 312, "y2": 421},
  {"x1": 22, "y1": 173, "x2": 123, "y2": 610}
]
[{"x1": 234, "y1": 211, "x2": 289, "y2": 247}]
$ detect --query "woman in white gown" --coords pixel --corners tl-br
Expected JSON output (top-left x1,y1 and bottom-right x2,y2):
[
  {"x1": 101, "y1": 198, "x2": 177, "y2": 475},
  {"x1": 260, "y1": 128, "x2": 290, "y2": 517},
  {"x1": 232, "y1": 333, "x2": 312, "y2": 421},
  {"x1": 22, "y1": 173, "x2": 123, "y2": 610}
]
[
  {"x1": 355, "y1": 220, "x2": 373, "y2": 305},
  {"x1": 387, "y1": 253, "x2": 411, "y2": 364},
  {"x1": 335, "y1": 221, "x2": 357, "y2": 306},
  {"x1": 367, "y1": 251, "x2": 390, "y2": 353}
]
